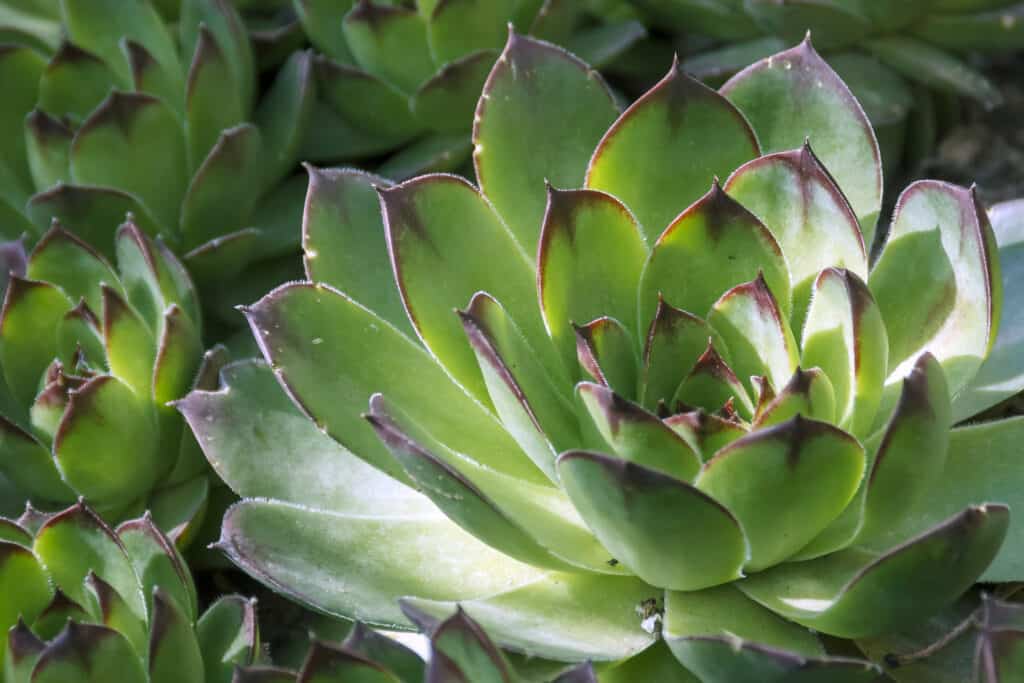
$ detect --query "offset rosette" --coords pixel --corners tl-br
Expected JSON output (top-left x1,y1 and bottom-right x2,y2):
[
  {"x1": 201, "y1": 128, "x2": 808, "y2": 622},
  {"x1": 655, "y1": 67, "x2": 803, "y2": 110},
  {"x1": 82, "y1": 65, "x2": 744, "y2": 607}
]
[
  {"x1": 0, "y1": 501, "x2": 258, "y2": 682},
  {"x1": 184, "y1": 34, "x2": 1024, "y2": 680},
  {"x1": 0, "y1": 222, "x2": 216, "y2": 539}
]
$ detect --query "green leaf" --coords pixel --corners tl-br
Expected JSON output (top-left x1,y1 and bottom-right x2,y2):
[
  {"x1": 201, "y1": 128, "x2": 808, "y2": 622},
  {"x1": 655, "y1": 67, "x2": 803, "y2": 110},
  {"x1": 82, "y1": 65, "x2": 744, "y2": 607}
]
[
  {"x1": 342, "y1": 2, "x2": 434, "y2": 93},
  {"x1": 400, "y1": 571, "x2": 658, "y2": 662},
  {"x1": 179, "y1": 0, "x2": 255, "y2": 112},
  {"x1": 117, "y1": 513, "x2": 197, "y2": 621},
  {"x1": 30, "y1": 622, "x2": 147, "y2": 683},
  {"x1": 696, "y1": 416, "x2": 864, "y2": 571},
  {"x1": 379, "y1": 174, "x2": 553, "y2": 404},
  {"x1": 800, "y1": 268, "x2": 887, "y2": 439},
  {"x1": 84, "y1": 572, "x2": 148, "y2": 656},
  {"x1": 557, "y1": 450, "x2": 747, "y2": 591},
  {"x1": 26, "y1": 185, "x2": 160, "y2": 259},
  {"x1": 27, "y1": 225, "x2": 120, "y2": 319},
  {"x1": 180, "y1": 124, "x2": 264, "y2": 251},
  {"x1": 739, "y1": 505, "x2": 1009, "y2": 637},
  {"x1": 722, "y1": 38, "x2": 882, "y2": 246},
  {"x1": 185, "y1": 26, "x2": 246, "y2": 172},
  {"x1": 376, "y1": 133, "x2": 473, "y2": 181},
  {"x1": 33, "y1": 503, "x2": 146, "y2": 622},
  {"x1": 577, "y1": 383, "x2": 701, "y2": 482},
  {"x1": 639, "y1": 297, "x2": 723, "y2": 410},
  {"x1": 101, "y1": 284, "x2": 155, "y2": 394},
  {"x1": 954, "y1": 199, "x2": 1024, "y2": 419},
  {"x1": 69, "y1": 91, "x2": 188, "y2": 234},
  {"x1": 5, "y1": 619, "x2": 46, "y2": 682},
  {"x1": 36, "y1": 48, "x2": 107, "y2": 122},
  {"x1": 869, "y1": 182, "x2": 999, "y2": 398},
  {"x1": 61, "y1": 0, "x2": 182, "y2": 91},
  {"x1": 152, "y1": 304, "x2": 202, "y2": 406},
  {"x1": 865, "y1": 36, "x2": 1003, "y2": 109},
  {"x1": 424, "y1": 0, "x2": 514, "y2": 64},
  {"x1": 724, "y1": 142, "x2": 868, "y2": 329},
  {"x1": 0, "y1": 541, "x2": 51, "y2": 672},
  {"x1": 707, "y1": 274, "x2": 799, "y2": 396},
  {"x1": 538, "y1": 186, "x2": 647, "y2": 370},
  {"x1": 243, "y1": 283, "x2": 547, "y2": 485},
  {"x1": 0, "y1": 276, "x2": 71, "y2": 405},
  {"x1": 751, "y1": 368, "x2": 834, "y2": 428},
  {"x1": 912, "y1": 5, "x2": 1024, "y2": 52},
  {"x1": 573, "y1": 317, "x2": 637, "y2": 398},
  {"x1": 637, "y1": 181, "x2": 790, "y2": 330},
  {"x1": 0, "y1": 45, "x2": 46, "y2": 212},
  {"x1": 254, "y1": 50, "x2": 315, "y2": 190},
  {"x1": 24, "y1": 111, "x2": 72, "y2": 190},
  {"x1": 459, "y1": 293, "x2": 577, "y2": 482},
  {"x1": 429, "y1": 608, "x2": 513, "y2": 683},
  {"x1": 52, "y1": 375, "x2": 159, "y2": 503},
  {"x1": 196, "y1": 595, "x2": 259, "y2": 683},
  {"x1": 566, "y1": 20, "x2": 647, "y2": 70},
  {"x1": 344, "y1": 622, "x2": 425, "y2": 683},
  {"x1": 176, "y1": 360, "x2": 430, "y2": 514},
  {"x1": 858, "y1": 354, "x2": 950, "y2": 547},
  {"x1": 31, "y1": 590, "x2": 92, "y2": 641},
  {"x1": 300, "y1": 166, "x2": 412, "y2": 337},
  {"x1": 587, "y1": 62, "x2": 758, "y2": 245},
  {"x1": 217, "y1": 498, "x2": 547, "y2": 629},
  {"x1": 367, "y1": 394, "x2": 604, "y2": 573},
  {"x1": 292, "y1": 0, "x2": 356, "y2": 62},
  {"x1": 122, "y1": 40, "x2": 183, "y2": 118},
  {"x1": 411, "y1": 50, "x2": 495, "y2": 133},
  {"x1": 475, "y1": 31, "x2": 618, "y2": 253},
  {"x1": 0, "y1": 416, "x2": 73, "y2": 504},
  {"x1": 665, "y1": 410, "x2": 748, "y2": 461},
  {"x1": 316, "y1": 57, "x2": 422, "y2": 143},
  {"x1": 116, "y1": 221, "x2": 200, "y2": 330},
  {"x1": 743, "y1": 0, "x2": 871, "y2": 50},
  {"x1": 149, "y1": 588, "x2": 205, "y2": 683}
]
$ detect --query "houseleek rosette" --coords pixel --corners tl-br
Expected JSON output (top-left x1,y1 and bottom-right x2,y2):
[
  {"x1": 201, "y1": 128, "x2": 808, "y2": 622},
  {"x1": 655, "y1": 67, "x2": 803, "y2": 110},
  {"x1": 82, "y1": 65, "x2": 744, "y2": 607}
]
[
  {"x1": 182, "y1": 34, "x2": 1024, "y2": 679},
  {"x1": 0, "y1": 501, "x2": 258, "y2": 682},
  {"x1": 292, "y1": 0, "x2": 647, "y2": 180},
  {"x1": 0, "y1": 0, "x2": 315, "y2": 322},
  {"x1": 0, "y1": 222, "x2": 219, "y2": 539}
]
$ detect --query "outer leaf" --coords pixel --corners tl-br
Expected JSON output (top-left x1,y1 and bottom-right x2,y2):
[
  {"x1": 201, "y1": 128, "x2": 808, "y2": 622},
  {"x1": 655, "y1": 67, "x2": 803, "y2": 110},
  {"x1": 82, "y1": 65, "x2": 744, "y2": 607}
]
[
  {"x1": 291, "y1": 0, "x2": 355, "y2": 62},
  {"x1": 587, "y1": 60, "x2": 759, "y2": 245},
  {"x1": 869, "y1": 182, "x2": 1000, "y2": 397},
  {"x1": 400, "y1": 572, "x2": 658, "y2": 662},
  {"x1": 557, "y1": 450, "x2": 747, "y2": 591},
  {"x1": 743, "y1": 0, "x2": 871, "y2": 49},
  {"x1": 637, "y1": 181, "x2": 790, "y2": 328},
  {"x1": 5, "y1": 619, "x2": 46, "y2": 681},
  {"x1": 380, "y1": 174, "x2": 555, "y2": 403},
  {"x1": 538, "y1": 186, "x2": 647, "y2": 373},
  {"x1": 0, "y1": 45, "x2": 45, "y2": 212},
  {"x1": 300, "y1": 166, "x2": 412, "y2": 337},
  {"x1": 344, "y1": 622, "x2": 425, "y2": 683},
  {"x1": 724, "y1": 142, "x2": 867, "y2": 327},
  {"x1": 217, "y1": 498, "x2": 547, "y2": 629},
  {"x1": 69, "y1": 92, "x2": 188, "y2": 233},
  {"x1": 722, "y1": 38, "x2": 882, "y2": 246},
  {"x1": 429, "y1": 608, "x2": 513, "y2": 683},
  {"x1": 474, "y1": 31, "x2": 618, "y2": 253},
  {"x1": 696, "y1": 416, "x2": 864, "y2": 571}
]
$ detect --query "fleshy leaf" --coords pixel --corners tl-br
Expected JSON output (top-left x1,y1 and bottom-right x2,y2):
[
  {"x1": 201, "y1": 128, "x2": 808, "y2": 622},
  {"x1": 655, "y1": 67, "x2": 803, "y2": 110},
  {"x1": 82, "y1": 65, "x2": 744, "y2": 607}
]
[
  {"x1": 24, "y1": 110, "x2": 72, "y2": 189},
  {"x1": 299, "y1": 641, "x2": 399, "y2": 682},
  {"x1": 0, "y1": 45, "x2": 46, "y2": 212},
  {"x1": 36, "y1": 42, "x2": 115, "y2": 123},
  {"x1": 674, "y1": 342, "x2": 755, "y2": 420},
  {"x1": 101, "y1": 284, "x2": 155, "y2": 395},
  {"x1": 342, "y1": 1, "x2": 434, "y2": 93},
  {"x1": 639, "y1": 297, "x2": 723, "y2": 410},
  {"x1": 300, "y1": 166, "x2": 412, "y2": 337},
  {"x1": 6, "y1": 618, "x2": 46, "y2": 681},
  {"x1": 0, "y1": 276, "x2": 71, "y2": 405},
  {"x1": 411, "y1": 50, "x2": 495, "y2": 134},
  {"x1": 424, "y1": 0, "x2": 512, "y2": 64},
  {"x1": 344, "y1": 621, "x2": 425, "y2": 683},
  {"x1": 149, "y1": 588, "x2": 205, "y2": 683},
  {"x1": 538, "y1": 186, "x2": 647, "y2": 369},
  {"x1": 696, "y1": 416, "x2": 864, "y2": 571},
  {"x1": 244, "y1": 283, "x2": 547, "y2": 486},
  {"x1": 69, "y1": 91, "x2": 187, "y2": 233},
  {"x1": 664, "y1": 410, "x2": 748, "y2": 461},
  {"x1": 30, "y1": 622, "x2": 147, "y2": 683},
  {"x1": 83, "y1": 572, "x2": 147, "y2": 654},
  {"x1": 0, "y1": 416, "x2": 74, "y2": 504},
  {"x1": 117, "y1": 513, "x2": 197, "y2": 621},
  {"x1": 739, "y1": 505, "x2": 1009, "y2": 637},
  {"x1": 217, "y1": 498, "x2": 547, "y2": 629},
  {"x1": 722, "y1": 38, "x2": 882, "y2": 245},
  {"x1": 429, "y1": 607, "x2": 513, "y2": 683},
  {"x1": 254, "y1": 50, "x2": 315, "y2": 189},
  {"x1": 557, "y1": 450, "x2": 747, "y2": 591},
  {"x1": 573, "y1": 317, "x2": 637, "y2": 397},
  {"x1": 53, "y1": 375, "x2": 159, "y2": 504},
  {"x1": 400, "y1": 572, "x2": 658, "y2": 662},
  {"x1": 26, "y1": 225, "x2": 120, "y2": 315},
  {"x1": 380, "y1": 174, "x2": 554, "y2": 403},
  {"x1": 195, "y1": 595, "x2": 259, "y2": 681},
  {"x1": 801, "y1": 268, "x2": 887, "y2": 439},
  {"x1": 587, "y1": 61, "x2": 759, "y2": 245},
  {"x1": 315, "y1": 56, "x2": 422, "y2": 143},
  {"x1": 0, "y1": 542, "x2": 52, "y2": 672},
  {"x1": 577, "y1": 383, "x2": 701, "y2": 482},
  {"x1": 707, "y1": 274, "x2": 799, "y2": 395},
  {"x1": 753, "y1": 367, "x2": 836, "y2": 428},
  {"x1": 724, "y1": 142, "x2": 867, "y2": 328},
  {"x1": 870, "y1": 181, "x2": 1000, "y2": 398},
  {"x1": 637, "y1": 181, "x2": 790, "y2": 329},
  {"x1": 475, "y1": 31, "x2": 618, "y2": 253}
]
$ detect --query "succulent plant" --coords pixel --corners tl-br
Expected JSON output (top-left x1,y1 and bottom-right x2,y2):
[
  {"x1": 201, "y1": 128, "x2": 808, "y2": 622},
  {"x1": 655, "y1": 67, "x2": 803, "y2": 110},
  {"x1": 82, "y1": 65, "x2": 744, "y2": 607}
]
[
  {"x1": 0, "y1": 0, "x2": 315, "y2": 323},
  {"x1": 0, "y1": 221, "x2": 222, "y2": 539},
  {"x1": 0, "y1": 501, "x2": 259, "y2": 682},
  {"x1": 292, "y1": 0, "x2": 647, "y2": 180},
  {"x1": 181, "y1": 33, "x2": 1024, "y2": 680},
  {"x1": 635, "y1": 0, "x2": 1022, "y2": 177}
]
